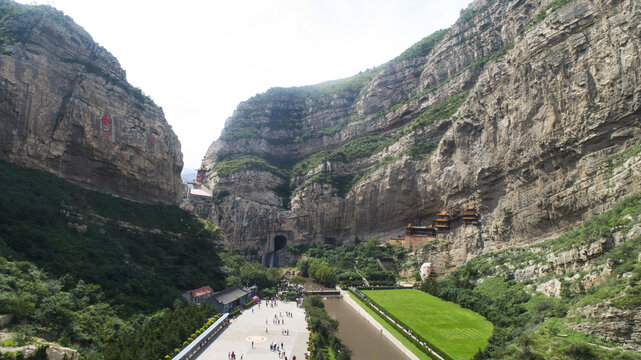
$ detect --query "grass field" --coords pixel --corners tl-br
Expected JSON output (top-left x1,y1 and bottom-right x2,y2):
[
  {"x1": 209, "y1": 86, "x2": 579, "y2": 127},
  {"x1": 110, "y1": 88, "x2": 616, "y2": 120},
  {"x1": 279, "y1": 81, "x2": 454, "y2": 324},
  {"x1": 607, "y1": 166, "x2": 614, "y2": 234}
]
[
  {"x1": 361, "y1": 289, "x2": 493, "y2": 360},
  {"x1": 348, "y1": 292, "x2": 433, "y2": 360}
]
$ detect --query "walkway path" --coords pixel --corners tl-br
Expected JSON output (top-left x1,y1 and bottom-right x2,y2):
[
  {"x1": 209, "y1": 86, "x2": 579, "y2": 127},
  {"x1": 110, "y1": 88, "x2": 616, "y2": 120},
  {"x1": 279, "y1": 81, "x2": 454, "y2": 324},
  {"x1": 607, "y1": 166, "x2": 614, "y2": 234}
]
[{"x1": 195, "y1": 300, "x2": 308, "y2": 360}]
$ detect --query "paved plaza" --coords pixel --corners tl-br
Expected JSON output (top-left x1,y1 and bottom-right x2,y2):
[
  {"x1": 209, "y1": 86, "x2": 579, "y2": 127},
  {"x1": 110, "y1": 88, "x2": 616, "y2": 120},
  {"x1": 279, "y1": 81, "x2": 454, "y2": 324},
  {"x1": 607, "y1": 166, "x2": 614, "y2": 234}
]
[{"x1": 195, "y1": 300, "x2": 308, "y2": 360}]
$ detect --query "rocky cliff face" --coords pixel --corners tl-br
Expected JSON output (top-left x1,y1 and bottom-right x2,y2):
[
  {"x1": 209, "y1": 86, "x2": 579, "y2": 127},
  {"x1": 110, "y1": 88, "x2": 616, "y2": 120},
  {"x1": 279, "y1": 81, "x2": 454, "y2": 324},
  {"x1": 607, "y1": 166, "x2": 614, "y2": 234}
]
[
  {"x1": 0, "y1": 1, "x2": 183, "y2": 204},
  {"x1": 199, "y1": 0, "x2": 641, "y2": 267}
]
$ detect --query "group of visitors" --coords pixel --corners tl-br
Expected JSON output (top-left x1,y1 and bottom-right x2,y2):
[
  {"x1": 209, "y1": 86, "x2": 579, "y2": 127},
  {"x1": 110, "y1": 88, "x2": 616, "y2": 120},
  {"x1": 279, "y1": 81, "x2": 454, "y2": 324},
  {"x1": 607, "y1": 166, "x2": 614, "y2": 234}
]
[
  {"x1": 268, "y1": 340, "x2": 296, "y2": 360},
  {"x1": 209, "y1": 281, "x2": 308, "y2": 360},
  {"x1": 255, "y1": 297, "x2": 301, "y2": 360}
]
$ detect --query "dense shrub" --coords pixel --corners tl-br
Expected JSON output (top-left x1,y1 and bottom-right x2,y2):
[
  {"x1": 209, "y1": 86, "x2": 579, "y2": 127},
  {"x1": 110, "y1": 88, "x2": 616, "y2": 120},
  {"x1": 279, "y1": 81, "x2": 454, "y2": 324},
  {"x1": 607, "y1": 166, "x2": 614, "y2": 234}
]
[
  {"x1": 103, "y1": 301, "x2": 217, "y2": 360},
  {"x1": 0, "y1": 160, "x2": 226, "y2": 314},
  {"x1": 297, "y1": 240, "x2": 404, "y2": 287}
]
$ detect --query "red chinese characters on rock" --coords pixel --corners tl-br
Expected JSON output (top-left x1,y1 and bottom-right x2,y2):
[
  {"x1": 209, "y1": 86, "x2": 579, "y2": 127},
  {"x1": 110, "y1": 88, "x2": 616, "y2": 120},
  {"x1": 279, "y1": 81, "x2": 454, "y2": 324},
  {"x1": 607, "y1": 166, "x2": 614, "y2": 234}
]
[
  {"x1": 100, "y1": 114, "x2": 114, "y2": 142},
  {"x1": 149, "y1": 134, "x2": 156, "y2": 144}
]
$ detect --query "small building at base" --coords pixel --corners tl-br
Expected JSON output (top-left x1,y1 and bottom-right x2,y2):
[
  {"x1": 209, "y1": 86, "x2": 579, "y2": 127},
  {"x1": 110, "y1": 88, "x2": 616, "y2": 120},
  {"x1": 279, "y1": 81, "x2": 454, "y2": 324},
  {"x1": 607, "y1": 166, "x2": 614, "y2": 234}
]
[
  {"x1": 209, "y1": 285, "x2": 258, "y2": 313},
  {"x1": 182, "y1": 286, "x2": 214, "y2": 304}
]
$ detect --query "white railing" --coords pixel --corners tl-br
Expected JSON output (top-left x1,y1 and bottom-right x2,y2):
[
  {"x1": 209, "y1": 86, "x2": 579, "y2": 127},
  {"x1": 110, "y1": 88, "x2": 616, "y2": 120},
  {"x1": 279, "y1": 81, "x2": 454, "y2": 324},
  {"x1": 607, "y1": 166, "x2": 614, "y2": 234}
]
[{"x1": 173, "y1": 313, "x2": 229, "y2": 360}]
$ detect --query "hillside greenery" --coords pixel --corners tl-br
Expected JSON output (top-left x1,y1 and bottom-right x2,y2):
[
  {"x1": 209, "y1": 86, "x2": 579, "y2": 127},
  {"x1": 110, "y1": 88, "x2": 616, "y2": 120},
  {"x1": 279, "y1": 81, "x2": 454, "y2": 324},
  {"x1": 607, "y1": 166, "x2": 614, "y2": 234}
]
[
  {"x1": 406, "y1": 142, "x2": 438, "y2": 160},
  {"x1": 220, "y1": 251, "x2": 281, "y2": 293},
  {"x1": 0, "y1": 160, "x2": 225, "y2": 314},
  {"x1": 102, "y1": 301, "x2": 217, "y2": 360},
  {"x1": 213, "y1": 154, "x2": 289, "y2": 179},
  {"x1": 392, "y1": 29, "x2": 449, "y2": 63},
  {"x1": 402, "y1": 92, "x2": 468, "y2": 135},
  {"x1": 0, "y1": 160, "x2": 285, "y2": 359},
  {"x1": 213, "y1": 28, "x2": 458, "y2": 194},
  {"x1": 293, "y1": 124, "x2": 346, "y2": 144},
  {"x1": 295, "y1": 238, "x2": 406, "y2": 287},
  {"x1": 519, "y1": 0, "x2": 575, "y2": 36},
  {"x1": 212, "y1": 23, "x2": 471, "y2": 205},
  {"x1": 420, "y1": 193, "x2": 641, "y2": 359},
  {"x1": 326, "y1": 132, "x2": 401, "y2": 164},
  {"x1": 0, "y1": 257, "x2": 216, "y2": 360},
  {"x1": 457, "y1": 0, "x2": 497, "y2": 24}
]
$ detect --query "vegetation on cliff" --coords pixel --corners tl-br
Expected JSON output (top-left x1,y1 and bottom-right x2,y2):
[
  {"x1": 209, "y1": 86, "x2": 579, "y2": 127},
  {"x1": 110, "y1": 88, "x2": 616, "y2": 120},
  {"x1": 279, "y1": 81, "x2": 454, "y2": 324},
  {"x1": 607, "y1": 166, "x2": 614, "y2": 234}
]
[
  {"x1": 212, "y1": 89, "x2": 469, "y2": 208},
  {"x1": 420, "y1": 193, "x2": 641, "y2": 359},
  {"x1": 220, "y1": 69, "x2": 378, "y2": 144},
  {"x1": 392, "y1": 29, "x2": 449, "y2": 63},
  {"x1": 0, "y1": 1, "x2": 66, "y2": 46},
  {"x1": 0, "y1": 160, "x2": 286, "y2": 358},
  {"x1": 0, "y1": 160, "x2": 225, "y2": 313},
  {"x1": 292, "y1": 91, "x2": 468, "y2": 198}
]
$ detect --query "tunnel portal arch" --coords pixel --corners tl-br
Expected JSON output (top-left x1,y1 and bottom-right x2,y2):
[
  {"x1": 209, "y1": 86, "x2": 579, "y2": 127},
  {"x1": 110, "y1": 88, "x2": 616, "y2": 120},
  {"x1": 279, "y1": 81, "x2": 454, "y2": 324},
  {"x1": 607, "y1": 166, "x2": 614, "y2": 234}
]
[{"x1": 274, "y1": 235, "x2": 287, "y2": 252}]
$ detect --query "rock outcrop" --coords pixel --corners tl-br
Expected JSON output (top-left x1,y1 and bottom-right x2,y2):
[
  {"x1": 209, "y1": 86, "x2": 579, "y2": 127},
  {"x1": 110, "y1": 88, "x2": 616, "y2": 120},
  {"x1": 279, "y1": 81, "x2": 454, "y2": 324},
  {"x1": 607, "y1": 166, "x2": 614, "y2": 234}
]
[
  {"x1": 570, "y1": 302, "x2": 641, "y2": 352},
  {"x1": 0, "y1": 1, "x2": 183, "y2": 204},
  {"x1": 199, "y1": 0, "x2": 641, "y2": 268}
]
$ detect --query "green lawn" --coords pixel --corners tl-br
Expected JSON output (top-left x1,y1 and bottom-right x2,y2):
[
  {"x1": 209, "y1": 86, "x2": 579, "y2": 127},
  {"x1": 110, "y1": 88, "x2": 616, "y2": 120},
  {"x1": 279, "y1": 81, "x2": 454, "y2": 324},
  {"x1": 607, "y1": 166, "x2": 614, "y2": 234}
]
[
  {"x1": 348, "y1": 293, "x2": 433, "y2": 360},
  {"x1": 361, "y1": 289, "x2": 493, "y2": 360}
]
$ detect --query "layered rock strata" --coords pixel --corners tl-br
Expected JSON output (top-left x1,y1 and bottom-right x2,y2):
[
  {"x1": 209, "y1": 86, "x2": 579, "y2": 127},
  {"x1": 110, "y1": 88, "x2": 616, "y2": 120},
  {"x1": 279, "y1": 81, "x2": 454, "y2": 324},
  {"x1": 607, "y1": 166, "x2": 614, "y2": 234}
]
[
  {"x1": 200, "y1": 0, "x2": 641, "y2": 269},
  {"x1": 0, "y1": 1, "x2": 183, "y2": 203}
]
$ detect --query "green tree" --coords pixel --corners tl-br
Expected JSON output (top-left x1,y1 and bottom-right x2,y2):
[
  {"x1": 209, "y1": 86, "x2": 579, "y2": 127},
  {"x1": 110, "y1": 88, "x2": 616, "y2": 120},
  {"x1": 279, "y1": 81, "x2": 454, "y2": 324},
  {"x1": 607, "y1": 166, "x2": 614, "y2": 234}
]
[{"x1": 297, "y1": 258, "x2": 310, "y2": 277}]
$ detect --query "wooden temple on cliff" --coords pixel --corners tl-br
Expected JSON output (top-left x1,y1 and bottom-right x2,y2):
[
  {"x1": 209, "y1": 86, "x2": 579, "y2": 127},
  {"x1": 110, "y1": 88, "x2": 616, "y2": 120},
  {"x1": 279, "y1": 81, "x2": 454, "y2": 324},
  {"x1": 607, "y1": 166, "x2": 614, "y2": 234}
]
[{"x1": 388, "y1": 205, "x2": 480, "y2": 250}]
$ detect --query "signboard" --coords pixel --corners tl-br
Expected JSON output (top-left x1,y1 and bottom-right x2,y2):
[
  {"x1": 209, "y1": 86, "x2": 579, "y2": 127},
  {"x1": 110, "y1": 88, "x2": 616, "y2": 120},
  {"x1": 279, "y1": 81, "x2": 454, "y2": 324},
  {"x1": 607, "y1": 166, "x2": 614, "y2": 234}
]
[
  {"x1": 147, "y1": 131, "x2": 159, "y2": 150},
  {"x1": 99, "y1": 114, "x2": 115, "y2": 142}
]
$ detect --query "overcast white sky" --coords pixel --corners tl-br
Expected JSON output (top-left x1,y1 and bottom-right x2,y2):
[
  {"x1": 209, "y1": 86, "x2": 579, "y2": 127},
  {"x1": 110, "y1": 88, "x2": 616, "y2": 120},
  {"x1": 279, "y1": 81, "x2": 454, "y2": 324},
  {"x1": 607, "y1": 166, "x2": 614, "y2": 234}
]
[{"x1": 19, "y1": 0, "x2": 471, "y2": 169}]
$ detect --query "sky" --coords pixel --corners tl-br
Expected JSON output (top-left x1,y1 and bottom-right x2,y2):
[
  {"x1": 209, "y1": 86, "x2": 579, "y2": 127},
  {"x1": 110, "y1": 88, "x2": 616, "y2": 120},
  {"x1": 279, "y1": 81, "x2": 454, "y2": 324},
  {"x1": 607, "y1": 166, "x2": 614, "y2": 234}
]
[{"x1": 19, "y1": 0, "x2": 471, "y2": 169}]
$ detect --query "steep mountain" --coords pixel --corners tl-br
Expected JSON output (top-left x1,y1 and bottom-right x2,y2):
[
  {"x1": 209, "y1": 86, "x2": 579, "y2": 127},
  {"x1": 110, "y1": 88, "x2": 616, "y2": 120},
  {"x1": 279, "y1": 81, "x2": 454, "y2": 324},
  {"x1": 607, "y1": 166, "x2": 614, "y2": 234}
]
[
  {"x1": 198, "y1": 0, "x2": 641, "y2": 267},
  {"x1": 0, "y1": 1, "x2": 183, "y2": 204}
]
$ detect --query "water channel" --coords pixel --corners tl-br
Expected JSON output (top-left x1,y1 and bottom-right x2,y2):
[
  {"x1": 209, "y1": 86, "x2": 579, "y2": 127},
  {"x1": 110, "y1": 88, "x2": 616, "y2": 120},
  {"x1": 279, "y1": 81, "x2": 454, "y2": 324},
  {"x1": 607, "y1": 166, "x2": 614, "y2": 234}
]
[
  {"x1": 323, "y1": 297, "x2": 411, "y2": 360},
  {"x1": 304, "y1": 280, "x2": 411, "y2": 360}
]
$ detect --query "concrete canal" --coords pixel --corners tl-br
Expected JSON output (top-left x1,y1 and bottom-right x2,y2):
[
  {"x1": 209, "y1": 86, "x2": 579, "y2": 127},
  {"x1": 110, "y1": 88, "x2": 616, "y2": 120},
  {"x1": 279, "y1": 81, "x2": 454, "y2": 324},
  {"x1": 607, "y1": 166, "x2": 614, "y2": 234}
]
[
  {"x1": 322, "y1": 296, "x2": 412, "y2": 360},
  {"x1": 302, "y1": 279, "x2": 411, "y2": 360}
]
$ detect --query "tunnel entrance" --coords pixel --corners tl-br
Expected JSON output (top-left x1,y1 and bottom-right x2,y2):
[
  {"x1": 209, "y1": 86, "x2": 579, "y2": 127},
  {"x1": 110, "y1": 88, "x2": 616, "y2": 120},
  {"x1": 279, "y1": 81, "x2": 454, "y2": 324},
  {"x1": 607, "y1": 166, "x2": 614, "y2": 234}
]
[
  {"x1": 263, "y1": 235, "x2": 288, "y2": 268},
  {"x1": 274, "y1": 235, "x2": 287, "y2": 251}
]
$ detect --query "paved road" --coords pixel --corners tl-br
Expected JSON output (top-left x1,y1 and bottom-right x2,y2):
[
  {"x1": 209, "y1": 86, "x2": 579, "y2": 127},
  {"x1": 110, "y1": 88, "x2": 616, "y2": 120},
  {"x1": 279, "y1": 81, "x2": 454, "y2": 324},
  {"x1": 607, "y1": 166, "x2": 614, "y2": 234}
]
[{"x1": 195, "y1": 300, "x2": 308, "y2": 360}]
